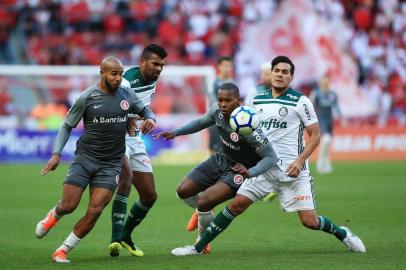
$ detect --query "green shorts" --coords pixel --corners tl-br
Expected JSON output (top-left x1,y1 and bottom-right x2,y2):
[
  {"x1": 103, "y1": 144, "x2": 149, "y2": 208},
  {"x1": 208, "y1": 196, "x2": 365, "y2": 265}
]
[
  {"x1": 187, "y1": 153, "x2": 244, "y2": 193},
  {"x1": 64, "y1": 153, "x2": 121, "y2": 192}
]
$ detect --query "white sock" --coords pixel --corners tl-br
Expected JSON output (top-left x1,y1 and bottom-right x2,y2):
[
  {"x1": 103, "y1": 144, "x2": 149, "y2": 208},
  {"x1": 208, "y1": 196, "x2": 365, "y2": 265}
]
[
  {"x1": 197, "y1": 210, "x2": 214, "y2": 238},
  {"x1": 58, "y1": 232, "x2": 81, "y2": 252},
  {"x1": 181, "y1": 194, "x2": 199, "y2": 208}
]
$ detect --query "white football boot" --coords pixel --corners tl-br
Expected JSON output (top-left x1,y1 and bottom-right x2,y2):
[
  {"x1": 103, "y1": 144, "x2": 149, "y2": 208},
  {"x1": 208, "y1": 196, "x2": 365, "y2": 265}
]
[
  {"x1": 340, "y1": 226, "x2": 366, "y2": 252},
  {"x1": 171, "y1": 245, "x2": 201, "y2": 256}
]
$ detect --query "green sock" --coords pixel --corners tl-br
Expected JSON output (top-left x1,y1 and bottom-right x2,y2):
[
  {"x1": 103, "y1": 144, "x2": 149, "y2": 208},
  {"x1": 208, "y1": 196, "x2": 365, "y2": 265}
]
[
  {"x1": 111, "y1": 193, "x2": 128, "y2": 243},
  {"x1": 195, "y1": 207, "x2": 235, "y2": 253},
  {"x1": 318, "y1": 216, "x2": 347, "y2": 240},
  {"x1": 121, "y1": 200, "x2": 150, "y2": 240}
]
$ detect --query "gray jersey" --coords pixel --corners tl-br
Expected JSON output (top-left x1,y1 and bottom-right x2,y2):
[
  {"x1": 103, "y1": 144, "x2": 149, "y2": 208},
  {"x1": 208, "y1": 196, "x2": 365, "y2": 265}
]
[
  {"x1": 174, "y1": 104, "x2": 279, "y2": 177},
  {"x1": 65, "y1": 84, "x2": 155, "y2": 161},
  {"x1": 311, "y1": 89, "x2": 340, "y2": 133}
]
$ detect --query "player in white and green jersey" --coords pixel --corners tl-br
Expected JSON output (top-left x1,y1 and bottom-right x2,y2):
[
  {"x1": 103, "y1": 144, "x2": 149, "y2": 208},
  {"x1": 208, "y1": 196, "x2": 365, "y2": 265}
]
[
  {"x1": 109, "y1": 44, "x2": 167, "y2": 257},
  {"x1": 171, "y1": 56, "x2": 366, "y2": 256}
]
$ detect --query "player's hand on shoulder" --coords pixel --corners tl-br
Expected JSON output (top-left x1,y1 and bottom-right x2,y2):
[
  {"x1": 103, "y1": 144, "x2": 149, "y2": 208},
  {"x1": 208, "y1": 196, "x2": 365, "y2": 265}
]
[
  {"x1": 140, "y1": 119, "x2": 156, "y2": 134},
  {"x1": 41, "y1": 154, "x2": 61, "y2": 176},
  {"x1": 153, "y1": 130, "x2": 176, "y2": 141},
  {"x1": 232, "y1": 163, "x2": 250, "y2": 179}
]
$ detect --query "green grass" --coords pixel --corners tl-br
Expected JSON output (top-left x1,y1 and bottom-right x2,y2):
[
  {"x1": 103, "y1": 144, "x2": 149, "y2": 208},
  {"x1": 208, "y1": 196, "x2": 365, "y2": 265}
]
[{"x1": 1, "y1": 162, "x2": 405, "y2": 269}]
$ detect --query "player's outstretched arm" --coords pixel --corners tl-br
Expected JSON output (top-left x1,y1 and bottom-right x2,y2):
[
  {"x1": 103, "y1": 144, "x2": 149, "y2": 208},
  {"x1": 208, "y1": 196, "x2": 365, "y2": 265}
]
[{"x1": 153, "y1": 130, "x2": 176, "y2": 141}]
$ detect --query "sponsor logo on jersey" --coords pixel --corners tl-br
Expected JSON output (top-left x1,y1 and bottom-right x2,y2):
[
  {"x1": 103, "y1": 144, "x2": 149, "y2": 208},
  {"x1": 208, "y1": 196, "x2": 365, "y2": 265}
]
[
  {"x1": 230, "y1": 132, "x2": 239, "y2": 142},
  {"x1": 91, "y1": 92, "x2": 101, "y2": 99},
  {"x1": 233, "y1": 174, "x2": 244, "y2": 185},
  {"x1": 294, "y1": 195, "x2": 312, "y2": 201},
  {"x1": 218, "y1": 112, "x2": 224, "y2": 119},
  {"x1": 278, "y1": 106, "x2": 288, "y2": 116},
  {"x1": 252, "y1": 130, "x2": 265, "y2": 144},
  {"x1": 287, "y1": 93, "x2": 299, "y2": 100},
  {"x1": 93, "y1": 116, "x2": 127, "y2": 124},
  {"x1": 131, "y1": 79, "x2": 140, "y2": 85},
  {"x1": 260, "y1": 119, "x2": 288, "y2": 130},
  {"x1": 220, "y1": 135, "x2": 241, "y2": 150},
  {"x1": 120, "y1": 100, "x2": 129, "y2": 110}
]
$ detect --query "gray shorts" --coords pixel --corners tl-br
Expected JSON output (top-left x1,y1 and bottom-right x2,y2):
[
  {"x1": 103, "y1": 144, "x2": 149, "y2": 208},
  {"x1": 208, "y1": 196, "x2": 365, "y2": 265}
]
[
  {"x1": 64, "y1": 154, "x2": 121, "y2": 192},
  {"x1": 187, "y1": 153, "x2": 244, "y2": 193}
]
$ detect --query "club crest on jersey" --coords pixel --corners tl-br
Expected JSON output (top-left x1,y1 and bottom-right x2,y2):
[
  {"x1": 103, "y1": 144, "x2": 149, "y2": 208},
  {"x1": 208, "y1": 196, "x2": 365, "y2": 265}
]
[
  {"x1": 120, "y1": 100, "x2": 129, "y2": 110},
  {"x1": 230, "y1": 132, "x2": 239, "y2": 142},
  {"x1": 279, "y1": 106, "x2": 288, "y2": 116},
  {"x1": 91, "y1": 92, "x2": 101, "y2": 99},
  {"x1": 233, "y1": 174, "x2": 244, "y2": 185},
  {"x1": 218, "y1": 113, "x2": 224, "y2": 119}
]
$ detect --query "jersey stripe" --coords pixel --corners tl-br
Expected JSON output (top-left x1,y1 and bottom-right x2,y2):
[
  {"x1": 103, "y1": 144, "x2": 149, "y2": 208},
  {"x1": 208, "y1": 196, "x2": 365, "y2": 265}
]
[
  {"x1": 253, "y1": 100, "x2": 297, "y2": 107},
  {"x1": 132, "y1": 83, "x2": 156, "y2": 93},
  {"x1": 297, "y1": 123, "x2": 307, "y2": 171}
]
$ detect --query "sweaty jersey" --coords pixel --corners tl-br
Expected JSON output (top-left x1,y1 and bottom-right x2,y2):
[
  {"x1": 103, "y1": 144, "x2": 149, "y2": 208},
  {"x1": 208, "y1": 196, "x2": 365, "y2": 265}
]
[
  {"x1": 173, "y1": 103, "x2": 279, "y2": 177},
  {"x1": 64, "y1": 85, "x2": 155, "y2": 161},
  {"x1": 252, "y1": 88, "x2": 318, "y2": 172}
]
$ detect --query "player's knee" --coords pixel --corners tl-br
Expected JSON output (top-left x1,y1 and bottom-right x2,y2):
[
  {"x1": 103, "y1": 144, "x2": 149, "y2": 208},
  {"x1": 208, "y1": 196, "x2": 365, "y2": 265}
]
[
  {"x1": 228, "y1": 200, "x2": 247, "y2": 216},
  {"x1": 59, "y1": 201, "x2": 77, "y2": 215},
  {"x1": 176, "y1": 186, "x2": 189, "y2": 199},
  {"x1": 140, "y1": 191, "x2": 157, "y2": 207},
  {"x1": 86, "y1": 205, "x2": 104, "y2": 220},
  {"x1": 196, "y1": 196, "x2": 213, "y2": 212},
  {"x1": 300, "y1": 216, "x2": 319, "y2": 229}
]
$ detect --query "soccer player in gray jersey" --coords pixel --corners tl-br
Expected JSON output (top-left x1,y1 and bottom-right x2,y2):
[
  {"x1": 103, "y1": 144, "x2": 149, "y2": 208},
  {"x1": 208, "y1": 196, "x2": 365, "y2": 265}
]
[
  {"x1": 171, "y1": 56, "x2": 365, "y2": 256},
  {"x1": 108, "y1": 44, "x2": 167, "y2": 257},
  {"x1": 34, "y1": 57, "x2": 156, "y2": 263},
  {"x1": 310, "y1": 74, "x2": 342, "y2": 174},
  {"x1": 154, "y1": 82, "x2": 281, "y2": 253}
]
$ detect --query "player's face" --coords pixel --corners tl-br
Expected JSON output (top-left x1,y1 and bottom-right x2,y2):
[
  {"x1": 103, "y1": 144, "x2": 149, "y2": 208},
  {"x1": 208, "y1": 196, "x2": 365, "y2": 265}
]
[
  {"x1": 271, "y1": 62, "x2": 293, "y2": 91},
  {"x1": 217, "y1": 90, "x2": 240, "y2": 117},
  {"x1": 102, "y1": 64, "x2": 124, "y2": 91},
  {"x1": 218, "y1": 60, "x2": 233, "y2": 78},
  {"x1": 140, "y1": 54, "x2": 165, "y2": 82}
]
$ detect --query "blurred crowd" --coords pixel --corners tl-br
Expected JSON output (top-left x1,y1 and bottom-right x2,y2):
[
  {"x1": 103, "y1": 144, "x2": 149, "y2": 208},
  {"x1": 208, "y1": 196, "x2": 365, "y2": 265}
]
[{"x1": 0, "y1": 0, "x2": 405, "y2": 127}]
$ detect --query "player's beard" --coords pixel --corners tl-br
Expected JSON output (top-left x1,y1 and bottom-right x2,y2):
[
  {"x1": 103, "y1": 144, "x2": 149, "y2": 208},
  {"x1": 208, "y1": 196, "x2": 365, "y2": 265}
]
[{"x1": 105, "y1": 79, "x2": 119, "y2": 92}]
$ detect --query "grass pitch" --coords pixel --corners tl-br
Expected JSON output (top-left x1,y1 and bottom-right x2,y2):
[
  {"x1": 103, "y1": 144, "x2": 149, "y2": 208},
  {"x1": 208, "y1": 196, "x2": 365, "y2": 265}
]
[{"x1": 0, "y1": 162, "x2": 405, "y2": 269}]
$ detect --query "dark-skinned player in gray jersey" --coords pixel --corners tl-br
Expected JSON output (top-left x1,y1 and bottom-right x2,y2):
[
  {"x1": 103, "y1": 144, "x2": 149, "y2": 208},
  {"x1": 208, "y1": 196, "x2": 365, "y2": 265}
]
[
  {"x1": 153, "y1": 82, "x2": 282, "y2": 253},
  {"x1": 34, "y1": 57, "x2": 156, "y2": 264}
]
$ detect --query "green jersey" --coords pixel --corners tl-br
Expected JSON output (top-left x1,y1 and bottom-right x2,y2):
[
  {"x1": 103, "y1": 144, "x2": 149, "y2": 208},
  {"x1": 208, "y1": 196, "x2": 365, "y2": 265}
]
[{"x1": 121, "y1": 67, "x2": 157, "y2": 106}]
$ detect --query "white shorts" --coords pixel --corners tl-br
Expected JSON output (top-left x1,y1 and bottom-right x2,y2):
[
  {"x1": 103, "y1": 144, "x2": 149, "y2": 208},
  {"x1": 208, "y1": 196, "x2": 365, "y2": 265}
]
[
  {"x1": 125, "y1": 135, "x2": 153, "y2": 173},
  {"x1": 238, "y1": 169, "x2": 316, "y2": 212}
]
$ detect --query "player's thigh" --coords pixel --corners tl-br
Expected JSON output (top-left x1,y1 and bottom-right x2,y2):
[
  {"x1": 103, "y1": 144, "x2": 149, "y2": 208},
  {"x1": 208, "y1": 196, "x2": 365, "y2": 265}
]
[
  {"x1": 278, "y1": 173, "x2": 316, "y2": 212},
  {"x1": 88, "y1": 186, "x2": 115, "y2": 212},
  {"x1": 60, "y1": 183, "x2": 86, "y2": 211},
  {"x1": 178, "y1": 155, "x2": 225, "y2": 197},
  {"x1": 92, "y1": 159, "x2": 121, "y2": 192},
  {"x1": 237, "y1": 174, "x2": 277, "y2": 202},
  {"x1": 198, "y1": 181, "x2": 235, "y2": 211}
]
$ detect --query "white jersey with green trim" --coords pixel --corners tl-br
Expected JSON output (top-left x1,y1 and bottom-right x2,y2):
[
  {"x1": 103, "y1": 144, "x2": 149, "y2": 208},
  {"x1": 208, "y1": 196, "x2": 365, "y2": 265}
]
[
  {"x1": 252, "y1": 88, "x2": 318, "y2": 172},
  {"x1": 121, "y1": 66, "x2": 157, "y2": 138}
]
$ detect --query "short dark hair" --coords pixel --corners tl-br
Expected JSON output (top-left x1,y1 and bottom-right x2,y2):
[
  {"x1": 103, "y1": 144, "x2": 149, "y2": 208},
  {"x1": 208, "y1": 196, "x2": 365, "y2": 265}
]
[
  {"x1": 271, "y1": 55, "x2": 295, "y2": 75},
  {"x1": 218, "y1": 82, "x2": 240, "y2": 97},
  {"x1": 217, "y1": 56, "x2": 233, "y2": 64},
  {"x1": 141, "y1": 44, "x2": 167, "y2": 59}
]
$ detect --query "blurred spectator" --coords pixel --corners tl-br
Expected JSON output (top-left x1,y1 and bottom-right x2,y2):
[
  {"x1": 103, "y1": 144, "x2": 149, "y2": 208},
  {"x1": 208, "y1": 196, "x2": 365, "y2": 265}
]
[
  {"x1": 30, "y1": 97, "x2": 67, "y2": 130},
  {"x1": 0, "y1": 88, "x2": 11, "y2": 115}
]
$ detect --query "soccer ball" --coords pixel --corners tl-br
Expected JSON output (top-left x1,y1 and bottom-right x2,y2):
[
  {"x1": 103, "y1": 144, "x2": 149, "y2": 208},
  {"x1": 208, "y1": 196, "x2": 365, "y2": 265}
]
[{"x1": 229, "y1": 106, "x2": 260, "y2": 136}]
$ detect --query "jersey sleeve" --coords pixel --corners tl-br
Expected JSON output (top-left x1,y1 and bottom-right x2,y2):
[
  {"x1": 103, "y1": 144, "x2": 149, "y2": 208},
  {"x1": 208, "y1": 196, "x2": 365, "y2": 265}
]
[
  {"x1": 297, "y1": 95, "x2": 318, "y2": 127},
  {"x1": 173, "y1": 103, "x2": 217, "y2": 136},
  {"x1": 64, "y1": 92, "x2": 87, "y2": 128}
]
